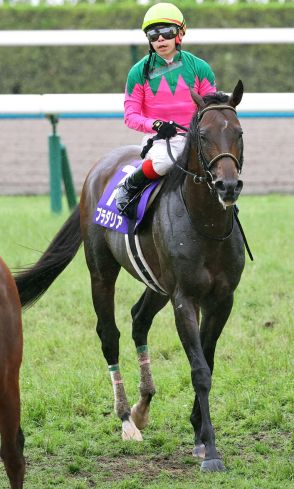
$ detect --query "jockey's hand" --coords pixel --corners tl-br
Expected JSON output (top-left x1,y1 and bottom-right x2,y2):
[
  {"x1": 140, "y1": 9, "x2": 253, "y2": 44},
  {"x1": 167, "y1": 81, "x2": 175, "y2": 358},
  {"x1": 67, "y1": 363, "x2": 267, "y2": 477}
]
[{"x1": 152, "y1": 120, "x2": 177, "y2": 139}]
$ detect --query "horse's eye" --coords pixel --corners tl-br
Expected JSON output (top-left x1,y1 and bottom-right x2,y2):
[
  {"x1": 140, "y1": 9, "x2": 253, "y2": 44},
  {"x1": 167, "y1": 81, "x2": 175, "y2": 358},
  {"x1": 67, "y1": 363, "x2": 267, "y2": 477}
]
[{"x1": 200, "y1": 134, "x2": 207, "y2": 143}]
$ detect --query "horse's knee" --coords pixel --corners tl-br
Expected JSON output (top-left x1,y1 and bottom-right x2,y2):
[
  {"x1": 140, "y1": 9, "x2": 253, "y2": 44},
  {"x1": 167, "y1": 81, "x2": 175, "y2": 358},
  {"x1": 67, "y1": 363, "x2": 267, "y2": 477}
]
[
  {"x1": 190, "y1": 403, "x2": 201, "y2": 430},
  {"x1": 17, "y1": 427, "x2": 25, "y2": 452},
  {"x1": 1, "y1": 426, "x2": 25, "y2": 458},
  {"x1": 192, "y1": 367, "x2": 212, "y2": 393},
  {"x1": 96, "y1": 321, "x2": 120, "y2": 344}
]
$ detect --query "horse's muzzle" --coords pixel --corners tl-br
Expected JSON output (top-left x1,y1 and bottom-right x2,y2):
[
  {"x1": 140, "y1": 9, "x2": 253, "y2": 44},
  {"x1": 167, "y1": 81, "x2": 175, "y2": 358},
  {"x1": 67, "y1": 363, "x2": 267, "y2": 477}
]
[{"x1": 214, "y1": 178, "x2": 243, "y2": 205}]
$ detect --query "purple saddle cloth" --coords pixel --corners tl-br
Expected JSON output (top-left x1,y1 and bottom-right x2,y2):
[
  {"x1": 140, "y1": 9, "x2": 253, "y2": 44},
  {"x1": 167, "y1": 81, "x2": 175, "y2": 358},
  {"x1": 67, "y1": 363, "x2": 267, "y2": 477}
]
[{"x1": 93, "y1": 160, "x2": 160, "y2": 234}]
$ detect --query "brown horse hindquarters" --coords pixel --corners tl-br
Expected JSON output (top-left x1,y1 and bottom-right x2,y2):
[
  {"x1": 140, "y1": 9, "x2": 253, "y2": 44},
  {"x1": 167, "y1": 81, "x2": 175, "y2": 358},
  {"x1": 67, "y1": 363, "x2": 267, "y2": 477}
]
[{"x1": 0, "y1": 257, "x2": 25, "y2": 489}]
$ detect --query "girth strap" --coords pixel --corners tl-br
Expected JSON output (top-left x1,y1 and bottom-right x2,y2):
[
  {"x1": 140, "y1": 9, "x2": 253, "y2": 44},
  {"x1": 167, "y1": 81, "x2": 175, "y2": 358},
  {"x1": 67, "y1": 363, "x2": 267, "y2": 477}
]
[{"x1": 126, "y1": 216, "x2": 168, "y2": 295}]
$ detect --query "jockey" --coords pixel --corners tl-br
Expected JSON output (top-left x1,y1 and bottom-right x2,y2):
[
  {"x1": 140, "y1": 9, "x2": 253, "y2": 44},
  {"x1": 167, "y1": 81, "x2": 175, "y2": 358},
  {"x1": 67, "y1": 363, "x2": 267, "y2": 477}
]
[{"x1": 116, "y1": 2, "x2": 217, "y2": 217}]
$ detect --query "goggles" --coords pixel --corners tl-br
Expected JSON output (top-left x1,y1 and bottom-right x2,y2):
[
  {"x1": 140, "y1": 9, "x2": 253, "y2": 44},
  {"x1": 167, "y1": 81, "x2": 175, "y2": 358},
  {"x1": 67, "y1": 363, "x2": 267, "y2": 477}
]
[{"x1": 146, "y1": 25, "x2": 178, "y2": 43}]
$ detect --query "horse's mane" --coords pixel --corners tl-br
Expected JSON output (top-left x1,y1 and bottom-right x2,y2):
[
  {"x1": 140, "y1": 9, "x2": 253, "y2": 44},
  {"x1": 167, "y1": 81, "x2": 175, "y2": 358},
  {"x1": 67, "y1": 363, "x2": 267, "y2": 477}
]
[
  {"x1": 202, "y1": 91, "x2": 229, "y2": 107},
  {"x1": 165, "y1": 91, "x2": 230, "y2": 191}
]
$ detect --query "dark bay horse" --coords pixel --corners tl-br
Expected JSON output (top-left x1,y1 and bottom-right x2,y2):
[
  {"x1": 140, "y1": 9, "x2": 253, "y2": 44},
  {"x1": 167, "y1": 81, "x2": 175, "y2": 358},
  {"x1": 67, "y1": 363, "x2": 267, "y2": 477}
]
[
  {"x1": 15, "y1": 81, "x2": 245, "y2": 472},
  {"x1": 0, "y1": 257, "x2": 25, "y2": 488}
]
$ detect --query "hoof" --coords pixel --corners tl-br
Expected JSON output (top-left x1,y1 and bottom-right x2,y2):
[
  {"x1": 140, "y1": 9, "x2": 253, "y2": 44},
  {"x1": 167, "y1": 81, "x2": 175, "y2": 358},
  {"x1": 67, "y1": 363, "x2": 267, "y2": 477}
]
[
  {"x1": 122, "y1": 417, "x2": 143, "y2": 441},
  {"x1": 201, "y1": 458, "x2": 226, "y2": 472},
  {"x1": 131, "y1": 403, "x2": 149, "y2": 430},
  {"x1": 192, "y1": 443, "x2": 205, "y2": 459}
]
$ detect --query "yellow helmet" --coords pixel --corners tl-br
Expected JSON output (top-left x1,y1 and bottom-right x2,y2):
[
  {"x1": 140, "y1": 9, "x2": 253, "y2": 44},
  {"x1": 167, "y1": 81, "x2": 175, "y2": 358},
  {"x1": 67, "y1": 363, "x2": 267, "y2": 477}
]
[{"x1": 142, "y1": 2, "x2": 186, "y2": 34}]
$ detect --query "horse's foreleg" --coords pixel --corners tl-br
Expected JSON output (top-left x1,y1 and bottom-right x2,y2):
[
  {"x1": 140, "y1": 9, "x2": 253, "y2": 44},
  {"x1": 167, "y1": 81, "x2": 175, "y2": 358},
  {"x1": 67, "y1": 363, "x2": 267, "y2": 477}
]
[
  {"x1": 190, "y1": 294, "x2": 234, "y2": 468},
  {"x1": 172, "y1": 292, "x2": 225, "y2": 472},
  {"x1": 191, "y1": 294, "x2": 234, "y2": 463},
  {"x1": 131, "y1": 289, "x2": 169, "y2": 430}
]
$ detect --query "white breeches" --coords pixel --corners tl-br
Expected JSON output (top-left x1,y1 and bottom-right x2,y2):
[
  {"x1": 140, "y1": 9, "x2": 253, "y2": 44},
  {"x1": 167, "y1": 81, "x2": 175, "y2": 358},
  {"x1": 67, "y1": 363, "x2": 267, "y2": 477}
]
[{"x1": 141, "y1": 134, "x2": 186, "y2": 176}]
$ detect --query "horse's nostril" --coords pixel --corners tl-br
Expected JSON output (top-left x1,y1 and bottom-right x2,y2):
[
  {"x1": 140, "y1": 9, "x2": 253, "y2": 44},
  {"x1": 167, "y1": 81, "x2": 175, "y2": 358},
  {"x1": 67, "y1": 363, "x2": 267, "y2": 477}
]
[
  {"x1": 215, "y1": 179, "x2": 243, "y2": 202},
  {"x1": 215, "y1": 180, "x2": 226, "y2": 192},
  {"x1": 215, "y1": 179, "x2": 243, "y2": 196},
  {"x1": 236, "y1": 180, "x2": 243, "y2": 192}
]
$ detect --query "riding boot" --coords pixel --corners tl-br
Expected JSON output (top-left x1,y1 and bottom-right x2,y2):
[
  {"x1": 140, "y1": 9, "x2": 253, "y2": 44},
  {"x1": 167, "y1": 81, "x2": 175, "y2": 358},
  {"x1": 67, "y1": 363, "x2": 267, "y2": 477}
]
[{"x1": 115, "y1": 165, "x2": 154, "y2": 218}]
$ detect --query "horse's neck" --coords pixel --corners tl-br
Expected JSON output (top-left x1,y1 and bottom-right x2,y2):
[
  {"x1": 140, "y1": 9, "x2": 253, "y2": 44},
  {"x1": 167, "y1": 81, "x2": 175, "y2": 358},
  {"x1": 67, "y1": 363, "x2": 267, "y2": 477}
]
[{"x1": 182, "y1": 151, "x2": 233, "y2": 235}]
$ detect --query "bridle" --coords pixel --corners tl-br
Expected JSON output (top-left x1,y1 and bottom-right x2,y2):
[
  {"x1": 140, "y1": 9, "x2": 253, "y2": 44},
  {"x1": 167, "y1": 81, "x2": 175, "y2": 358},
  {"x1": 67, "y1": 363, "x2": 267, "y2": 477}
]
[
  {"x1": 167, "y1": 104, "x2": 244, "y2": 188},
  {"x1": 167, "y1": 104, "x2": 253, "y2": 260},
  {"x1": 196, "y1": 104, "x2": 244, "y2": 175}
]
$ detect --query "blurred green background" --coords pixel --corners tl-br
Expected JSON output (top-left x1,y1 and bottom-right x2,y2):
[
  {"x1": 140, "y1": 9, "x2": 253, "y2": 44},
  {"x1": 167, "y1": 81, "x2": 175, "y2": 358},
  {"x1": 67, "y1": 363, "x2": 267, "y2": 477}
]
[{"x1": 0, "y1": 1, "x2": 293, "y2": 94}]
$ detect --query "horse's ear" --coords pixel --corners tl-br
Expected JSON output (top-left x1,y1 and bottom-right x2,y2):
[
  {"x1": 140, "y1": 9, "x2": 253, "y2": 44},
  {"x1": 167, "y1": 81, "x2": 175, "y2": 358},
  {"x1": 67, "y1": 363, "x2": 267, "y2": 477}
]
[
  {"x1": 229, "y1": 80, "x2": 244, "y2": 108},
  {"x1": 190, "y1": 87, "x2": 205, "y2": 110}
]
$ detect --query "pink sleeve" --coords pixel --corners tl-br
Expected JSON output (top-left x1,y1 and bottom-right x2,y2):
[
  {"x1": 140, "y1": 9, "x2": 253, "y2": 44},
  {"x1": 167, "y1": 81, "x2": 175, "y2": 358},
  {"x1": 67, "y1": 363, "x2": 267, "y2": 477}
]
[
  {"x1": 124, "y1": 84, "x2": 154, "y2": 134},
  {"x1": 198, "y1": 78, "x2": 217, "y2": 97}
]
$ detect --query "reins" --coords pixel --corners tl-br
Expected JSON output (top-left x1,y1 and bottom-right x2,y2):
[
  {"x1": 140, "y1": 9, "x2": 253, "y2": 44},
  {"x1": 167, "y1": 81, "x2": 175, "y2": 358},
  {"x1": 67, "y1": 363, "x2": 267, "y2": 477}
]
[
  {"x1": 233, "y1": 208, "x2": 254, "y2": 261},
  {"x1": 179, "y1": 183, "x2": 235, "y2": 242},
  {"x1": 166, "y1": 137, "x2": 214, "y2": 185},
  {"x1": 142, "y1": 104, "x2": 244, "y2": 187},
  {"x1": 141, "y1": 123, "x2": 215, "y2": 185}
]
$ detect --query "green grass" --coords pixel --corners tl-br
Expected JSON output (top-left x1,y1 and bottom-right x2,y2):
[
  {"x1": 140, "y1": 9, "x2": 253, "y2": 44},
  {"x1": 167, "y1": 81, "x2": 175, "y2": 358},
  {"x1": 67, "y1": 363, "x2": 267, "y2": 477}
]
[{"x1": 0, "y1": 194, "x2": 293, "y2": 489}]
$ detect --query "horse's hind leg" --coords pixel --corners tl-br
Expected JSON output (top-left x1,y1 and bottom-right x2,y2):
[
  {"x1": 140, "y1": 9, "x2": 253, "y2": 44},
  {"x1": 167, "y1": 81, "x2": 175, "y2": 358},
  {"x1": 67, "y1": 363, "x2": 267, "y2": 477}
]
[
  {"x1": 0, "y1": 380, "x2": 25, "y2": 489},
  {"x1": 131, "y1": 288, "x2": 169, "y2": 430},
  {"x1": 85, "y1": 236, "x2": 142, "y2": 441}
]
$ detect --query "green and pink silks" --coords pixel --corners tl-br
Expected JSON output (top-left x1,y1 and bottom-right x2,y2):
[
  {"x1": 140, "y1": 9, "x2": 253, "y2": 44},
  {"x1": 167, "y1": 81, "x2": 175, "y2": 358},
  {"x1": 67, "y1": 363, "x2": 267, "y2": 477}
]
[{"x1": 124, "y1": 50, "x2": 216, "y2": 133}]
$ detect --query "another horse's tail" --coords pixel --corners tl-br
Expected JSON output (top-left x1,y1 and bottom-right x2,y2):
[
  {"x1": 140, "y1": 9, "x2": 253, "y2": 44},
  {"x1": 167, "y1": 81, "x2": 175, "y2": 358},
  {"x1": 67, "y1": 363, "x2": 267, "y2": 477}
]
[{"x1": 15, "y1": 205, "x2": 82, "y2": 309}]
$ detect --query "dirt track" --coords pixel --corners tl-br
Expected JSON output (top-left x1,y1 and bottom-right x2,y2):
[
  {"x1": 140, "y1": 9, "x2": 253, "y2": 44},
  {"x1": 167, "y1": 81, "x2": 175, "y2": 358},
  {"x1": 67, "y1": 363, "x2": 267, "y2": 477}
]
[{"x1": 0, "y1": 118, "x2": 293, "y2": 195}]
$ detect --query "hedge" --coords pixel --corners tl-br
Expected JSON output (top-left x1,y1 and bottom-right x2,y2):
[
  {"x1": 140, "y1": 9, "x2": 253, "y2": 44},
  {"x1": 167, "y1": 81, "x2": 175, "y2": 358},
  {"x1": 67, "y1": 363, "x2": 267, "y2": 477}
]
[{"x1": 0, "y1": 4, "x2": 293, "y2": 94}]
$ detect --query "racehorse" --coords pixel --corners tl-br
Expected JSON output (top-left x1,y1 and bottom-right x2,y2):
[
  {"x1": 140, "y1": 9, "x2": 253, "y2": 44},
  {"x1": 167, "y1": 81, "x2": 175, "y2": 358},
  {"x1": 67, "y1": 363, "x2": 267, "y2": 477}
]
[
  {"x1": 15, "y1": 80, "x2": 246, "y2": 472},
  {"x1": 0, "y1": 257, "x2": 25, "y2": 488}
]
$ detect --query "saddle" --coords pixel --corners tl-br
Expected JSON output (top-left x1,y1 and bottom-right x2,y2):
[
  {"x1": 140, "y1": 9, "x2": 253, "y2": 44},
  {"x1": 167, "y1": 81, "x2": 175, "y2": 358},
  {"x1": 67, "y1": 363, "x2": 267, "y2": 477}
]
[{"x1": 93, "y1": 160, "x2": 163, "y2": 234}]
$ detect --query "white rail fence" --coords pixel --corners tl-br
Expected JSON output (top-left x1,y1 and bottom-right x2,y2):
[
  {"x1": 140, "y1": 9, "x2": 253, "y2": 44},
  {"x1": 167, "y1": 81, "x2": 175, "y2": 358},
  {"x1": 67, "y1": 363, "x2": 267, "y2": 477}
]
[
  {"x1": 0, "y1": 93, "x2": 293, "y2": 118},
  {"x1": 0, "y1": 28, "x2": 294, "y2": 46},
  {"x1": 0, "y1": 29, "x2": 293, "y2": 117}
]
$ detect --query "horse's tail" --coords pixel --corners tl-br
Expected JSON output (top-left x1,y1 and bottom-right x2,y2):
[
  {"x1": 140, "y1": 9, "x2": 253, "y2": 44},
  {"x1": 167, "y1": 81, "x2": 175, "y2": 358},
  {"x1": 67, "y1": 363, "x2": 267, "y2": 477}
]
[{"x1": 15, "y1": 205, "x2": 82, "y2": 309}]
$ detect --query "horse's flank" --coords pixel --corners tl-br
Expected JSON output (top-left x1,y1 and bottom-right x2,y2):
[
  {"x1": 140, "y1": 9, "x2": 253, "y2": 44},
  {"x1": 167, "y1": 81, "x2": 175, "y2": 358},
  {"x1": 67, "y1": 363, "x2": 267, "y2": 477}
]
[{"x1": 0, "y1": 257, "x2": 25, "y2": 489}]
